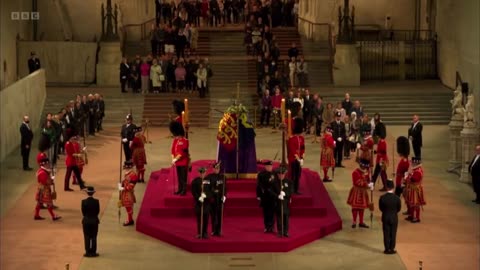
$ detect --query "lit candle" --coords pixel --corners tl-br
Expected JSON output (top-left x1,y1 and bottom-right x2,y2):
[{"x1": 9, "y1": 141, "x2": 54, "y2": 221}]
[
  {"x1": 184, "y1": 99, "x2": 189, "y2": 124},
  {"x1": 281, "y1": 98, "x2": 286, "y2": 122},
  {"x1": 287, "y1": 110, "x2": 292, "y2": 137},
  {"x1": 181, "y1": 111, "x2": 185, "y2": 129}
]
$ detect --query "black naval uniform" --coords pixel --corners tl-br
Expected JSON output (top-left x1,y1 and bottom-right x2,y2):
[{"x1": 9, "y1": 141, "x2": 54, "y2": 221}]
[
  {"x1": 273, "y1": 176, "x2": 293, "y2": 236},
  {"x1": 379, "y1": 191, "x2": 401, "y2": 254},
  {"x1": 256, "y1": 170, "x2": 276, "y2": 232},
  {"x1": 120, "y1": 123, "x2": 137, "y2": 162},
  {"x1": 207, "y1": 172, "x2": 227, "y2": 236},
  {"x1": 191, "y1": 177, "x2": 213, "y2": 238},
  {"x1": 81, "y1": 196, "x2": 100, "y2": 256}
]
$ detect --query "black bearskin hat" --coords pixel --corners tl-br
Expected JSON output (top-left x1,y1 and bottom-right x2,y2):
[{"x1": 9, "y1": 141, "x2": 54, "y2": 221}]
[
  {"x1": 293, "y1": 118, "x2": 304, "y2": 134},
  {"x1": 172, "y1": 100, "x2": 185, "y2": 116},
  {"x1": 169, "y1": 121, "x2": 185, "y2": 137},
  {"x1": 290, "y1": 102, "x2": 302, "y2": 117},
  {"x1": 396, "y1": 136, "x2": 410, "y2": 157}
]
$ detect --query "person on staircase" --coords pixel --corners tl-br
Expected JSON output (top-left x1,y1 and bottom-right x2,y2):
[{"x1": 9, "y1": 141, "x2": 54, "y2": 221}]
[
  {"x1": 120, "y1": 57, "x2": 130, "y2": 93},
  {"x1": 196, "y1": 63, "x2": 208, "y2": 98}
]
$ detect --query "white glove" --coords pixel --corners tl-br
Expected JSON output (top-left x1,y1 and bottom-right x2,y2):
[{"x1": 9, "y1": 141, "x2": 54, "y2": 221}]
[
  {"x1": 118, "y1": 183, "x2": 124, "y2": 191},
  {"x1": 122, "y1": 138, "x2": 128, "y2": 143},
  {"x1": 404, "y1": 172, "x2": 409, "y2": 179},
  {"x1": 171, "y1": 158, "x2": 178, "y2": 165},
  {"x1": 337, "y1": 137, "x2": 342, "y2": 142},
  {"x1": 200, "y1": 193, "x2": 206, "y2": 199},
  {"x1": 257, "y1": 197, "x2": 261, "y2": 201},
  {"x1": 198, "y1": 197, "x2": 204, "y2": 203},
  {"x1": 83, "y1": 146, "x2": 87, "y2": 151},
  {"x1": 50, "y1": 175, "x2": 55, "y2": 181},
  {"x1": 278, "y1": 194, "x2": 284, "y2": 200},
  {"x1": 299, "y1": 159, "x2": 304, "y2": 167},
  {"x1": 356, "y1": 143, "x2": 361, "y2": 149},
  {"x1": 280, "y1": 191, "x2": 286, "y2": 197},
  {"x1": 222, "y1": 196, "x2": 226, "y2": 203},
  {"x1": 367, "y1": 182, "x2": 374, "y2": 190}
]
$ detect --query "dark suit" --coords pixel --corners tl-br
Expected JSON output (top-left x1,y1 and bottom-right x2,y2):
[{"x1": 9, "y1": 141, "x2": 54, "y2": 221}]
[
  {"x1": 331, "y1": 120, "x2": 346, "y2": 166},
  {"x1": 379, "y1": 192, "x2": 401, "y2": 252},
  {"x1": 120, "y1": 63, "x2": 130, "y2": 92},
  {"x1": 81, "y1": 196, "x2": 100, "y2": 256},
  {"x1": 120, "y1": 123, "x2": 137, "y2": 161},
  {"x1": 469, "y1": 154, "x2": 480, "y2": 201},
  {"x1": 20, "y1": 122, "x2": 34, "y2": 169},
  {"x1": 28, "y1": 57, "x2": 41, "y2": 74},
  {"x1": 408, "y1": 122, "x2": 423, "y2": 158}
]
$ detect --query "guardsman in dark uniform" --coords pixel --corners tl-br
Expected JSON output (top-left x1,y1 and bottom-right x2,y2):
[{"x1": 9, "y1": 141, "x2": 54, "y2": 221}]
[
  {"x1": 331, "y1": 111, "x2": 346, "y2": 167},
  {"x1": 191, "y1": 167, "x2": 213, "y2": 239},
  {"x1": 28, "y1": 51, "x2": 41, "y2": 74},
  {"x1": 81, "y1": 186, "x2": 100, "y2": 257},
  {"x1": 379, "y1": 179, "x2": 401, "y2": 255},
  {"x1": 121, "y1": 114, "x2": 137, "y2": 165},
  {"x1": 207, "y1": 162, "x2": 227, "y2": 236},
  {"x1": 256, "y1": 160, "x2": 276, "y2": 233},
  {"x1": 272, "y1": 166, "x2": 293, "y2": 237}
]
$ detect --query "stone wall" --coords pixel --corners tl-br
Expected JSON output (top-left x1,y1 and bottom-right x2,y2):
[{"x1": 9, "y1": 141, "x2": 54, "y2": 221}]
[
  {"x1": 0, "y1": 69, "x2": 46, "y2": 161},
  {"x1": 17, "y1": 42, "x2": 97, "y2": 84},
  {"x1": 436, "y1": 0, "x2": 480, "y2": 124},
  {"x1": 0, "y1": 0, "x2": 31, "y2": 89}
]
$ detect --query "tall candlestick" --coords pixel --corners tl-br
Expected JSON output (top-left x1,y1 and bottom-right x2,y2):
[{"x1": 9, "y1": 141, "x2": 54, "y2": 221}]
[
  {"x1": 184, "y1": 98, "x2": 189, "y2": 123},
  {"x1": 287, "y1": 110, "x2": 292, "y2": 137},
  {"x1": 281, "y1": 98, "x2": 286, "y2": 122},
  {"x1": 181, "y1": 111, "x2": 185, "y2": 129}
]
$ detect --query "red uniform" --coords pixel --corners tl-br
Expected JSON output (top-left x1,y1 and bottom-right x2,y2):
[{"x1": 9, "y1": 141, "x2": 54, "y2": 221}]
[
  {"x1": 72, "y1": 141, "x2": 84, "y2": 184},
  {"x1": 120, "y1": 170, "x2": 138, "y2": 224},
  {"x1": 36, "y1": 168, "x2": 54, "y2": 204},
  {"x1": 404, "y1": 165, "x2": 425, "y2": 221},
  {"x1": 36, "y1": 152, "x2": 48, "y2": 166},
  {"x1": 395, "y1": 158, "x2": 410, "y2": 187},
  {"x1": 271, "y1": 94, "x2": 282, "y2": 109},
  {"x1": 65, "y1": 141, "x2": 78, "y2": 167},
  {"x1": 360, "y1": 136, "x2": 374, "y2": 167},
  {"x1": 287, "y1": 135, "x2": 305, "y2": 163},
  {"x1": 375, "y1": 139, "x2": 389, "y2": 166},
  {"x1": 347, "y1": 168, "x2": 370, "y2": 209},
  {"x1": 171, "y1": 137, "x2": 189, "y2": 166},
  {"x1": 320, "y1": 133, "x2": 336, "y2": 168},
  {"x1": 131, "y1": 134, "x2": 147, "y2": 182}
]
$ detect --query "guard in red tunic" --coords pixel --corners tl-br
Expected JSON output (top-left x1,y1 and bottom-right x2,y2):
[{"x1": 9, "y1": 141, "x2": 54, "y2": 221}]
[
  {"x1": 347, "y1": 159, "x2": 374, "y2": 228},
  {"x1": 64, "y1": 135, "x2": 86, "y2": 191},
  {"x1": 395, "y1": 136, "x2": 410, "y2": 192},
  {"x1": 170, "y1": 121, "x2": 190, "y2": 196},
  {"x1": 358, "y1": 130, "x2": 375, "y2": 173},
  {"x1": 404, "y1": 157, "x2": 426, "y2": 223},
  {"x1": 131, "y1": 127, "x2": 147, "y2": 183},
  {"x1": 372, "y1": 133, "x2": 389, "y2": 191},
  {"x1": 34, "y1": 156, "x2": 61, "y2": 221},
  {"x1": 72, "y1": 138, "x2": 86, "y2": 185},
  {"x1": 320, "y1": 126, "x2": 336, "y2": 182},
  {"x1": 287, "y1": 118, "x2": 305, "y2": 194},
  {"x1": 118, "y1": 161, "x2": 138, "y2": 226}
]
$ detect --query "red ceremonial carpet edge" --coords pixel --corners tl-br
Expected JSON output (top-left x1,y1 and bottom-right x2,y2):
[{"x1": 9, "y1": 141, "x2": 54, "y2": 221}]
[{"x1": 136, "y1": 160, "x2": 343, "y2": 253}]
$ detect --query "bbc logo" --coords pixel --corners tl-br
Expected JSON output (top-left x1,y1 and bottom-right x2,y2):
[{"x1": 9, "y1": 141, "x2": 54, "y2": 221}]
[{"x1": 11, "y1": 12, "x2": 40, "y2": 20}]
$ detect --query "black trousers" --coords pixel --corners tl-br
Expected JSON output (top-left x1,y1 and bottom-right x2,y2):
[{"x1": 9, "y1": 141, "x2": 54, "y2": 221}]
[
  {"x1": 21, "y1": 146, "x2": 30, "y2": 169},
  {"x1": 382, "y1": 220, "x2": 398, "y2": 251},
  {"x1": 413, "y1": 143, "x2": 421, "y2": 159},
  {"x1": 211, "y1": 198, "x2": 223, "y2": 234},
  {"x1": 260, "y1": 108, "x2": 271, "y2": 125},
  {"x1": 199, "y1": 86, "x2": 206, "y2": 98},
  {"x1": 123, "y1": 142, "x2": 132, "y2": 161},
  {"x1": 176, "y1": 165, "x2": 188, "y2": 193},
  {"x1": 290, "y1": 160, "x2": 301, "y2": 193},
  {"x1": 88, "y1": 115, "x2": 96, "y2": 135},
  {"x1": 473, "y1": 177, "x2": 480, "y2": 201},
  {"x1": 83, "y1": 223, "x2": 98, "y2": 255},
  {"x1": 64, "y1": 165, "x2": 85, "y2": 190},
  {"x1": 394, "y1": 186, "x2": 404, "y2": 197},
  {"x1": 276, "y1": 206, "x2": 289, "y2": 234},
  {"x1": 334, "y1": 141, "x2": 344, "y2": 166},
  {"x1": 121, "y1": 79, "x2": 128, "y2": 92},
  {"x1": 372, "y1": 163, "x2": 387, "y2": 187},
  {"x1": 261, "y1": 199, "x2": 275, "y2": 229},
  {"x1": 315, "y1": 119, "x2": 323, "y2": 136},
  {"x1": 195, "y1": 204, "x2": 210, "y2": 235}
]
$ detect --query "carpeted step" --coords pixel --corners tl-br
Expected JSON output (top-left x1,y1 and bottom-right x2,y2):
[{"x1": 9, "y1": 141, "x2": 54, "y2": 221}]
[{"x1": 151, "y1": 206, "x2": 327, "y2": 217}]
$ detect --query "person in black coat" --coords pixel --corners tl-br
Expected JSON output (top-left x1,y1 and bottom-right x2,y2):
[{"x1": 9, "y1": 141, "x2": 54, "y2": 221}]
[
  {"x1": 120, "y1": 114, "x2": 137, "y2": 164},
  {"x1": 81, "y1": 186, "x2": 100, "y2": 257},
  {"x1": 256, "y1": 160, "x2": 276, "y2": 233},
  {"x1": 468, "y1": 145, "x2": 480, "y2": 204},
  {"x1": 120, "y1": 57, "x2": 130, "y2": 93},
  {"x1": 272, "y1": 165, "x2": 293, "y2": 237},
  {"x1": 379, "y1": 179, "x2": 401, "y2": 254},
  {"x1": 331, "y1": 112, "x2": 346, "y2": 167},
  {"x1": 28, "y1": 51, "x2": 41, "y2": 74},
  {"x1": 408, "y1": 114, "x2": 423, "y2": 159},
  {"x1": 191, "y1": 167, "x2": 213, "y2": 239},
  {"x1": 20, "y1": 115, "x2": 34, "y2": 170}
]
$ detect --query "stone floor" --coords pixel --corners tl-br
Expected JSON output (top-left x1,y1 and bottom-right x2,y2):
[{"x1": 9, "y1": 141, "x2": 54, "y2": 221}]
[{"x1": 0, "y1": 124, "x2": 479, "y2": 270}]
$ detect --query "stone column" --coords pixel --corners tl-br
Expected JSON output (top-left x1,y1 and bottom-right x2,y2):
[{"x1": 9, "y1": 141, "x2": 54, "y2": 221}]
[
  {"x1": 447, "y1": 115, "x2": 463, "y2": 175},
  {"x1": 459, "y1": 126, "x2": 480, "y2": 183},
  {"x1": 96, "y1": 42, "x2": 122, "y2": 86},
  {"x1": 333, "y1": 44, "x2": 360, "y2": 86}
]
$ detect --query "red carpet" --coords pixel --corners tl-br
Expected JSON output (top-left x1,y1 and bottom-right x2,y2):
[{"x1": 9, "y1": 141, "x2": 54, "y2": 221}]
[{"x1": 136, "y1": 160, "x2": 342, "y2": 253}]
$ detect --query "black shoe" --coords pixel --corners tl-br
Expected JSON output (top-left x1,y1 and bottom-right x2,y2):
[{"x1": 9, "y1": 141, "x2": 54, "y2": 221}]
[
  {"x1": 34, "y1": 216, "x2": 45, "y2": 220},
  {"x1": 359, "y1": 223, "x2": 369, "y2": 228},
  {"x1": 195, "y1": 234, "x2": 202, "y2": 239},
  {"x1": 202, "y1": 233, "x2": 209, "y2": 239},
  {"x1": 472, "y1": 199, "x2": 480, "y2": 204},
  {"x1": 64, "y1": 188, "x2": 74, "y2": 192},
  {"x1": 405, "y1": 216, "x2": 413, "y2": 221},
  {"x1": 24, "y1": 167, "x2": 33, "y2": 171},
  {"x1": 390, "y1": 250, "x2": 397, "y2": 254},
  {"x1": 123, "y1": 220, "x2": 134, "y2": 226},
  {"x1": 323, "y1": 178, "x2": 332, "y2": 182},
  {"x1": 351, "y1": 224, "x2": 356, "y2": 228},
  {"x1": 174, "y1": 191, "x2": 181, "y2": 195},
  {"x1": 294, "y1": 191, "x2": 302, "y2": 195},
  {"x1": 410, "y1": 218, "x2": 420, "y2": 223},
  {"x1": 384, "y1": 250, "x2": 390, "y2": 254},
  {"x1": 179, "y1": 192, "x2": 187, "y2": 196},
  {"x1": 283, "y1": 233, "x2": 289, "y2": 237},
  {"x1": 53, "y1": 216, "x2": 62, "y2": 221},
  {"x1": 277, "y1": 233, "x2": 283, "y2": 238},
  {"x1": 80, "y1": 185, "x2": 87, "y2": 190},
  {"x1": 40, "y1": 205, "x2": 47, "y2": 209},
  {"x1": 52, "y1": 205, "x2": 59, "y2": 209}
]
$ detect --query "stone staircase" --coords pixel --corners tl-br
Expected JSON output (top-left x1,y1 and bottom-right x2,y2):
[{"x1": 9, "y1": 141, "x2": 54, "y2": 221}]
[
  {"x1": 42, "y1": 87, "x2": 144, "y2": 128},
  {"x1": 301, "y1": 37, "x2": 332, "y2": 86}
]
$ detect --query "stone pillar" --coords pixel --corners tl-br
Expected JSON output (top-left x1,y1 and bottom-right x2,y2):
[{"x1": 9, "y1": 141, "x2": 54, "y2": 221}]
[
  {"x1": 96, "y1": 42, "x2": 122, "y2": 86},
  {"x1": 459, "y1": 126, "x2": 480, "y2": 183},
  {"x1": 398, "y1": 41, "x2": 406, "y2": 80},
  {"x1": 333, "y1": 44, "x2": 360, "y2": 86},
  {"x1": 447, "y1": 115, "x2": 463, "y2": 175}
]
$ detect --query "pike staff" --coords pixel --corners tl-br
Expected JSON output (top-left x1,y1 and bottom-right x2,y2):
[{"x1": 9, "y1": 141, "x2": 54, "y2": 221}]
[{"x1": 118, "y1": 140, "x2": 123, "y2": 223}]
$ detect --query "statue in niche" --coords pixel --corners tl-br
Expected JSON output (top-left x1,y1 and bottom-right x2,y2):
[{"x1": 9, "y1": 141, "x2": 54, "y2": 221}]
[
  {"x1": 463, "y1": 94, "x2": 476, "y2": 127},
  {"x1": 450, "y1": 86, "x2": 465, "y2": 118},
  {"x1": 101, "y1": 0, "x2": 120, "y2": 41}
]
